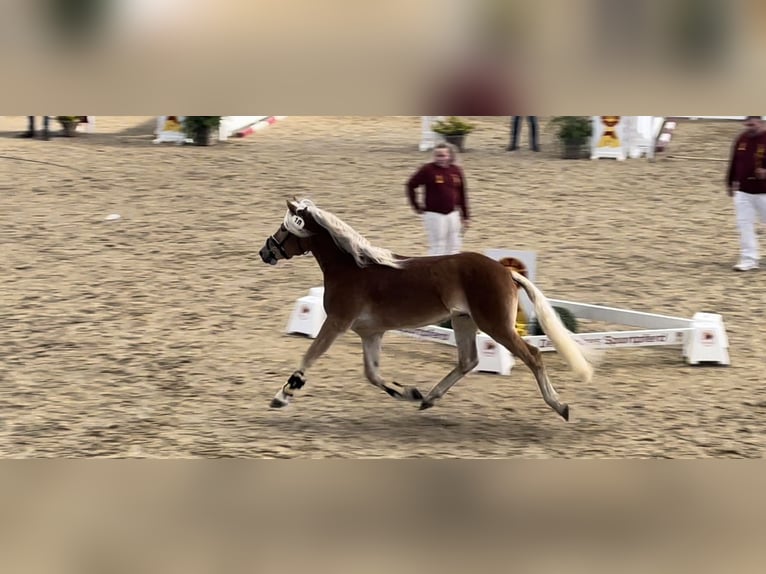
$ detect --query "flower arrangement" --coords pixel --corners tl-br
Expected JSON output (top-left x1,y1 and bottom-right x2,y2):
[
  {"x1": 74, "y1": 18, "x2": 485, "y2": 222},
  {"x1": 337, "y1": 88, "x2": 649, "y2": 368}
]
[
  {"x1": 549, "y1": 116, "x2": 593, "y2": 159},
  {"x1": 431, "y1": 116, "x2": 476, "y2": 136},
  {"x1": 182, "y1": 116, "x2": 222, "y2": 146},
  {"x1": 549, "y1": 116, "x2": 592, "y2": 144},
  {"x1": 56, "y1": 116, "x2": 84, "y2": 137}
]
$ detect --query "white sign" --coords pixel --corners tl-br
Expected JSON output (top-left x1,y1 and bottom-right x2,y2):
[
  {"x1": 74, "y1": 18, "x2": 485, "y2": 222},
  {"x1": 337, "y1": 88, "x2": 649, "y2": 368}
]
[
  {"x1": 154, "y1": 115, "x2": 190, "y2": 144},
  {"x1": 591, "y1": 116, "x2": 627, "y2": 160}
]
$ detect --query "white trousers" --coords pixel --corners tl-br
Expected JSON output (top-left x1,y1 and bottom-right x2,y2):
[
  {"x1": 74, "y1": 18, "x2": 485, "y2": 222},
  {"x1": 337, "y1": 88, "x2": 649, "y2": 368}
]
[
  {"x1": 734, "y1": 191, "x2": 766, "y2": 263},
  {"x1": 423, "y1": 210, "x2": 462, "y2": 256}
]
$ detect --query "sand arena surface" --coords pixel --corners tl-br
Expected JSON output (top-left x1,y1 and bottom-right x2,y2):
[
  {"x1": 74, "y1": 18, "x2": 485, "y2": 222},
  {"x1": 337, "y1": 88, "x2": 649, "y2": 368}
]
[{"x1": 1, "y1": 115, "x2": 764, "y2": 458}]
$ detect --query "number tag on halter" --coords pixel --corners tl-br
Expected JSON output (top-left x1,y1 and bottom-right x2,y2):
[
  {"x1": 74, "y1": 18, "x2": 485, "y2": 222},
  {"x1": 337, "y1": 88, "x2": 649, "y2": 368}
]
[{"x1": 283, "y1": 211, "x2": 311, "y2": 237}]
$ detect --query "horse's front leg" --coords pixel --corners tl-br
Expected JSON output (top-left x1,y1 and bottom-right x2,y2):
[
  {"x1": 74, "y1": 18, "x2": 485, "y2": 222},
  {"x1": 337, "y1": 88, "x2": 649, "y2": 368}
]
[{"x1": 270, "y1": 317, "x2": 349, "y2": 408}]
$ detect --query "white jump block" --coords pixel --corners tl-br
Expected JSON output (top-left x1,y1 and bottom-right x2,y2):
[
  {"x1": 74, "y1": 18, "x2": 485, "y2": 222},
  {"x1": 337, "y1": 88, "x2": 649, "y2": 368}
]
[
  {"x1": 286, "y1": 287, "x2": 326, "y2": 338},
  {"x1": 683, "y1": 312, "x2": 730, "y2": 366},
  {"x1": 474, "y1": 332, "x2": 515, "y2": 375}
]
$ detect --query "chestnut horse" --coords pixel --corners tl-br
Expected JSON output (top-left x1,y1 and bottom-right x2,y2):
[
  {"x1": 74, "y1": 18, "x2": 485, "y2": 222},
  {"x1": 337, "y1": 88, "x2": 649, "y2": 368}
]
[{"x1": 259, "y1": 198, "x2": 595, "y2": 420}]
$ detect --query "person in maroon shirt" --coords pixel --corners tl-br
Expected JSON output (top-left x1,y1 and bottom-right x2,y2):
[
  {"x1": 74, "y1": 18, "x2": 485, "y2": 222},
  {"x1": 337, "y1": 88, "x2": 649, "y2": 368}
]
[
  {"x1": 406, "y1": 143, "x2": 470, "y2": 256},
  {"x1": 726, "y1": 116, "x2": 766, "y2": 271}
]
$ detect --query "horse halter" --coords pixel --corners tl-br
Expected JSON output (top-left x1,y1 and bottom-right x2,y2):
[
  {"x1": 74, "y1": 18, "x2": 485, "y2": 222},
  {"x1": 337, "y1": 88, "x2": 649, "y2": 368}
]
[{"x1": 264, "y1": 211, "x2": 312, "y2": 262}]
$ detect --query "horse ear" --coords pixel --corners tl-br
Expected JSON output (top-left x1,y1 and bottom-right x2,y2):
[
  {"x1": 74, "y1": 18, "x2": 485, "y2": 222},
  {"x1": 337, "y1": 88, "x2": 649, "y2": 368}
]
[{"x1": 286, "y1": 199, "x2": 298, "y2": 214}]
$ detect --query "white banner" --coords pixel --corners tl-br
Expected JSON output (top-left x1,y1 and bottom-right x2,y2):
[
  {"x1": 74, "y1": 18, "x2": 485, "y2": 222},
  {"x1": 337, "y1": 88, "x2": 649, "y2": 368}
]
[
  {"x1": 526, "y1": 328, "x2": 689, "y2": 351},
  {"x1": 395, "y1": 325, "x2": 691, "y2": 351}
]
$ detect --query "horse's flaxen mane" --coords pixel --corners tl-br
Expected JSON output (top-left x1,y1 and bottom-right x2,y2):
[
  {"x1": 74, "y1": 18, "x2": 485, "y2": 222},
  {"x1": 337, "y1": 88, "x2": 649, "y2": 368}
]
[{"x1": 298, "y1": 199, "x2": 402, "y2": 269}]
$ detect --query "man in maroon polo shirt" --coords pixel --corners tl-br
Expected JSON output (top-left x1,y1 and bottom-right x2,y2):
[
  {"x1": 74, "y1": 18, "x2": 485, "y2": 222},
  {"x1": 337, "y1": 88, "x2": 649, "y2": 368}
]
[
  {"x1": 726, "y1": 116, "x2": 766, "y2": 271},
  {"x1": 406, "y1": 143, "x2": 470, "y2": 256}
]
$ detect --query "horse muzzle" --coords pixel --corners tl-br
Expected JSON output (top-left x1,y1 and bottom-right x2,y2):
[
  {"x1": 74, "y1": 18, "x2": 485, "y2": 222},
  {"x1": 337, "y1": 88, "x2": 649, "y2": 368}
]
[{"x1": 259, "y1": 244, "x2": 279, "y2": 265}]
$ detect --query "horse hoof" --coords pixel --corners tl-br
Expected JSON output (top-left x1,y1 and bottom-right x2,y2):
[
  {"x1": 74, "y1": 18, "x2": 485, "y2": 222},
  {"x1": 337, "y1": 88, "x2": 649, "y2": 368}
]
[
  {"x1": 410, "y1": 388, "x2": 424, "y2": 401},
  {"x1": 270, "y1": 398, "x2": 288, "y2": 409},
  {"x1": 560, "y1": 404, "x2": 569, "y2": 421},
  {"x1": 419, "y1": 401, "x2": 434, "y2": 411}
]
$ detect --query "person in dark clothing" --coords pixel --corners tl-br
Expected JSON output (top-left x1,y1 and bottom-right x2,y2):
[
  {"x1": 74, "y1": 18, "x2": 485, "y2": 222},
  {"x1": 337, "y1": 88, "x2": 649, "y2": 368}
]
[
  {"x1": 507, "y1": 116, "x2": 539, "y2": 151},
  {"x1": 406, "y1": 143, "x2": 470, "y2": 256},
  {"x1": 726, "y1": 115, "x2": 766, "y2": 271},
  {"x1": 17, "y1": 116, "x2": 50, "y2": 140}
]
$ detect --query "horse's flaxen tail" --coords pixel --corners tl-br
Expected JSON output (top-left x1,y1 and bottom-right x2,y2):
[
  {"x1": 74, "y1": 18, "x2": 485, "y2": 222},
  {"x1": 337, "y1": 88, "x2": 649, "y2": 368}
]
[{"x1": 509, "y1": 270, "x2": 595, "y2": 384}]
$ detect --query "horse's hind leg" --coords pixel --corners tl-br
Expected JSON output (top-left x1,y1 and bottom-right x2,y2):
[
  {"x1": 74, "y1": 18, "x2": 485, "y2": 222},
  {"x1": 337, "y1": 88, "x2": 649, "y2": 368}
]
[
  {"x1": 481, "y1": 323, "x2": 569, "y2": 421},
  {"x1": 270, "y1": 317, "x2": 349, "y2": 408},
  {"x1": 515, "y1": 336, "x2": 569, "y2": 421},
  {"x1": 419, "y1": 314, "x2": 479, "y2": 410},
  {"x1": 360, "y1": 332, "x2": 423, "y2": 402}
]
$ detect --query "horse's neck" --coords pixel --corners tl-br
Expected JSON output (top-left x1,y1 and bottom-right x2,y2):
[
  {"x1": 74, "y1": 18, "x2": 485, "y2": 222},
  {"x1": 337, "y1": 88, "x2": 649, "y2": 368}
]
[{"x1": 309, "y1": 231, "x2": 356, "y2": 276}]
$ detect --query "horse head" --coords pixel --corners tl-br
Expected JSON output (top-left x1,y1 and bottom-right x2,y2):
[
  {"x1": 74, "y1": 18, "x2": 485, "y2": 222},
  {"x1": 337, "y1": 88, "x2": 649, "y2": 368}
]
[{"x1": 258, "y1": 198, "x2": 316, "y2": 265}]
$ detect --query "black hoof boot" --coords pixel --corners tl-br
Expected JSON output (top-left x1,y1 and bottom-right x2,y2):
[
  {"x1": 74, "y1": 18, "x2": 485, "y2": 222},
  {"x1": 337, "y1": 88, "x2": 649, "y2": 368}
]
[
  {"x1": 270, "y1": 397, "x2": 288, "y2": 408},
  {"x1": 419, "y1": 400, "x2": 435, "y2": 411},
  {"x1": 391, "y1": 382, "x2": 423, "y2": 402},
  {"x1": 287, "y1": 371, "x2": 306, "y2": 390}
]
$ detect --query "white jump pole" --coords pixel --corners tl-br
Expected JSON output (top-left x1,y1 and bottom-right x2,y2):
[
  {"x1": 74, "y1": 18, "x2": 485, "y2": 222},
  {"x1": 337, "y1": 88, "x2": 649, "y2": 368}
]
[{"x1": 219, "y1": 116, "x2": 287, "y2": 141}]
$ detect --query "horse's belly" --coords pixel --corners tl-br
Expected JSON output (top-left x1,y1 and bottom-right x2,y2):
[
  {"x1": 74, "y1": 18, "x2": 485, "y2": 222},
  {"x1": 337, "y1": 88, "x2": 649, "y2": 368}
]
[{"x1": 352, "y1": 292, "x2": 462, "y2": 330}]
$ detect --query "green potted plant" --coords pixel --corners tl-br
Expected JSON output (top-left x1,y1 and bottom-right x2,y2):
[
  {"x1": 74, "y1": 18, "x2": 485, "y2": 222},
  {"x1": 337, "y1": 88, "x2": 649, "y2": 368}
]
[
  {"x1": 549, "y1": 116, "x2": 592, "y2": 159},
  {"x1": 56, "y1": 116, "x2": 82, "y2": 137},
  {"x1": 183, "y1": 116, "x2": 222, "y2": 146},
  {"x1": 529, "y1": 306, "x2": 579, "y2": 336},
  {"x1": 431, "y1": 116, "x2": 475, "y2": 152}
]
